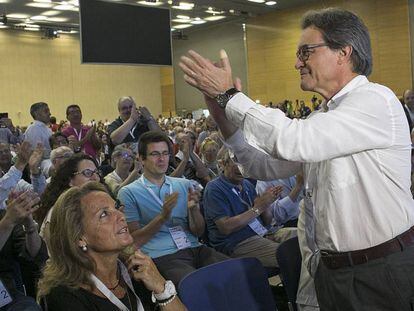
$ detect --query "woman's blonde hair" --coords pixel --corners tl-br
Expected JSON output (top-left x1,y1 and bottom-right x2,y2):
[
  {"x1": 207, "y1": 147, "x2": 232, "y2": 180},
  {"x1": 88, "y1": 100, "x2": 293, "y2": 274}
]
[
  {"x1": 200, "y1": 137, "x2": 219, "y2": 154},
  {"x1": 37, "y1": 182, "x2": 109, "y2": 300}
]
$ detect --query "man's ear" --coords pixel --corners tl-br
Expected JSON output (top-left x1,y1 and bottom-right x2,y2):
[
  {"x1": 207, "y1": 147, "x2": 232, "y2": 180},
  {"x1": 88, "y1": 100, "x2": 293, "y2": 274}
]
[{"x1": 338, "y1": 46, "x2": 353, "y2": 65}]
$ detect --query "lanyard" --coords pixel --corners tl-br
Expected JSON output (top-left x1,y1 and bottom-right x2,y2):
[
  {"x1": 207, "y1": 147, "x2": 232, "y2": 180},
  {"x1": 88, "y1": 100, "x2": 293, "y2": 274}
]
[
  {"x1": 139, "y1": 175, "x2": 172, "y2": 207},
  {"x1": 122, "y1": 119, "x2": 138, "y2": 140},
  {"x1": 90, "y1": 261, "x2": 144, "y2": 311},
  {"x1": 232, "y1": 187, "x2": 253, "y2": 208},
  {"x1": 73, "y1": 127, "x2": 83, "y2": 141}
]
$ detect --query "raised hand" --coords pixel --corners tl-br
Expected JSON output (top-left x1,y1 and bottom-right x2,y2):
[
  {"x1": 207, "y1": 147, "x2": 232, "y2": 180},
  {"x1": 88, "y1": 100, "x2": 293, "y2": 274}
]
[
  {"x1": 160, "y1": 192, "x2": 179, "y2": 221},
  {"x1": 254, "y1": 189, "x2": 279, "y2": 213},
  {"x1": 137, "y1": 106, "x2": 152, "y2": 121},
  {"x1": 179, "y1": 50, "x2": 234, "y2": 98},
  {"x1": 15, "y1": 141, "x2": 33, "y2": 169},
  {"x1": 187, "y1": 187, "x2": 201, "y2": 210},
  {"x1": 4, "y1": 190, "x2": 40, "y2": 226},
  {"x1": 28, "y1": 143, "x2": 44, "y2": 174},
  {"x1": 127, "y1": 249, "x2": 166, "y2": 294}
]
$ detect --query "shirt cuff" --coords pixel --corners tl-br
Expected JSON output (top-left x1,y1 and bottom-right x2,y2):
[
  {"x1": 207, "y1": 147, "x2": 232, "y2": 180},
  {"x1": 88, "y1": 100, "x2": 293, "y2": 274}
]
[
  {"x1": 10, "y1": 165, "x2": 23, "y2": 178},
  {"x1": 225, "y1": 92, "x2": 256, "y2": 127}
]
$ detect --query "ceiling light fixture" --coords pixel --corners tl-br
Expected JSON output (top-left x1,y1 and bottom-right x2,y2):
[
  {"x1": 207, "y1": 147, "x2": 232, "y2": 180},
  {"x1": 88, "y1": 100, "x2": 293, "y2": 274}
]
[
  {"x1": 265, "y1": 1, "x2": 277, "y2": 5},
  {"x1": 7, "y1": 13, "x2": 30, "y2": 19},
  {"x1": 248, "y1": 0, "x2": 265, "y2": 3},
  {"x1": 26, "y1": 2, "x2": 54, "y2": 8},
  {"x1": 174, "y1": 23, "x2": 192, "y2": 29},
  {"x1": 172, "y1": 2, "x2": 194, "y2": 10},
  {"x1": 137, "y1": 1, "x2": 164, "y2": 6},
  {"x1": 30, "y1": 15, "x2": 48, "y2": 21},
  {"x1": 172, "y1": 18, "x2": 191, "y2": 23},
  {"x1": 191, "y1": 18, "x2": 206, "y2": 25},
  {"x1": 47, "y1": 17, "x2": 69, "y2": 22},
  {"x1": 41, "y1": 10, "x2": 61, "y2": 16},
  {"x1": 205, "y1": 7, "x2": 224, "y2": 14},
  {"x1": 54, "y1": 3, "x2": 74, "y2": 10},
  {"x1": 204, "y1": 15, "x2": 226, "y2": 21}
]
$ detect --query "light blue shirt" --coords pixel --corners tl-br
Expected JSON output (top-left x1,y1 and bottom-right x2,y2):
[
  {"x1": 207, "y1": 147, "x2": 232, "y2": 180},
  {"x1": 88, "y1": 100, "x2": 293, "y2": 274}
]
[
  {"x1": 118, "y1": 175, "x2": 200, "y2": 258},
  {"x1": 24, "y1": 120, "x2": 52, "y2": 158},
  {"x1": 256, "y1": 176, "x2": 302, "y2": 227}
]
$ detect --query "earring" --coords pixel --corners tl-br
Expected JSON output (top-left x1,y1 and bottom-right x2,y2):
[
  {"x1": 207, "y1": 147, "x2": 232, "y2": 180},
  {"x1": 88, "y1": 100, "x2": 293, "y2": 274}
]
[{"x1": 81, "y1": 245, "x2": 87, "y2": 252}]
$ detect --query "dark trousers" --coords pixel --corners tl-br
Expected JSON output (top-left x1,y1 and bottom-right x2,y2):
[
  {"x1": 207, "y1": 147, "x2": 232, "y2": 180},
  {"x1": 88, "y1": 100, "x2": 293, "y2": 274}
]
[
  {"x1": 314, "y1": 245, "x2": 414, "y2": 311},
  {"x1": 153, "y1": 245, "x2": 229, "y2": 286}
]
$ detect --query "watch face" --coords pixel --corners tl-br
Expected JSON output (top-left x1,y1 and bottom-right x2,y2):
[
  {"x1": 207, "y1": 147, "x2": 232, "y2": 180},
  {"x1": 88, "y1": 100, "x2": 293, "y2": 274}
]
[
  {"x1": 164, "y1": 280, "x2": 177, "y2": 296},
  {"x1": 216, "y1": 93, "x2": 229, "y2": 108}
]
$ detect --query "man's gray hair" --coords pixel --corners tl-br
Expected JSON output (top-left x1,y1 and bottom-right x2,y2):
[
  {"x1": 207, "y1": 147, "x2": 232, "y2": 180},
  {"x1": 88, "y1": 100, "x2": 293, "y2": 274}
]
[
  {"x1": 301, "y1": 8, "x2": 372, "y2": 76},
  {"x1": 30, "y1": 102, "x2": 48, "y2": 119}
]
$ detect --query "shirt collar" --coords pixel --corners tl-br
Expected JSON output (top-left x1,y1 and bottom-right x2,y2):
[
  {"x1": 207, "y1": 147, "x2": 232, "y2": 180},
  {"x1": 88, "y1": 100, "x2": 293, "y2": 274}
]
[
  {"x1": 141, "y1": 174, "x2": 171, "y2": 188},
  {"x1": 33, "y1": 120, "x2": 47, "y2": 127},
  {"x1": 327, "y1": 75, "x2": 369, "y2": 109},
  {"x1": 219, "y1": 174, "x2": 244, "y2": 189}
]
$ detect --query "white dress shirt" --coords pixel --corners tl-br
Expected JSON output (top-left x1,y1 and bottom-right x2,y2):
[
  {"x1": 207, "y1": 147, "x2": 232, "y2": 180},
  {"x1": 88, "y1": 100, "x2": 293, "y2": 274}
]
[{"x1": 225, "y1": 75, "x2": 414, "y2": 252}]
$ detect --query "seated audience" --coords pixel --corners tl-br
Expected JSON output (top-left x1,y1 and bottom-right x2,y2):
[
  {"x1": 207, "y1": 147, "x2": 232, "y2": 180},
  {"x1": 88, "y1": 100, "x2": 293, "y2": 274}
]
[
  {"x1": 104, "y1": 145, "x2": 142, "y2": 196},
  {"x1": 48, "y1": 132, "x2": 69, "y2": 150},
  {"x1": 118, "y1": 131, "x2": 228, "y2": 285},
  {"x1": 203, "y1": 152, "x2": 282, "y2": 268},
  {"x1": 37, "y1": 182, "x2": 185, "y2": 311},
  {"x1": 0, "y1": 117, "x2": 23, "y2": 145},
  {"x1": 24, "y1": 102, "x2": 52, "y2": 158},
  {"x1": 36, "y1": 154, "x2": 101, "y2": 244},
  {"x1": 45, "y1": 146, "x2": 74, "y2": 182},
  {"x1": 62, "y1": 105, "x2": 101, "y2": 159},
  {"x1": 0, "y1": 142, "x2": 45, "y2": 209},
  {"x1": 256, "y1": 173, "x2": 304, "y2": 241},
  {"x1": 199, "y1": 137, "x2": 220, "y2": 178},
  {"x1": 0, "y1": 190, "x2": 47, "y2": 311},
  {"x1": 172, "y1": 132, "x2": 210, "y2": 187},
  {"x1": 196, "y1": 115, "x2": 217, "y2": 148}
]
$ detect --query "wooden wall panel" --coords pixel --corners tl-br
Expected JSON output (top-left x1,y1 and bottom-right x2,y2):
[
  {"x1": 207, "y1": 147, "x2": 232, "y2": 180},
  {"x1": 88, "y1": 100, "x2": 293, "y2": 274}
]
[
  {"x1": 246, "y1": 0, "x2": 412, "y2": 104},
  {"x1": 160, "y1": 67, "x2": 176, "y2": 116},
  {"x1": 0, "y1": 29, "x2": 162, "y2": 126}
]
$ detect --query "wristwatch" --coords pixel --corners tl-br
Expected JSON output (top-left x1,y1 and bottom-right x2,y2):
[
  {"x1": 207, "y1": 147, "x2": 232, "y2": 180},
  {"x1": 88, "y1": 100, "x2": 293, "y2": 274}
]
[
  {"x1": 215, "y1": 88, "x2": 240, "y2": 109},
  {"x1": 151, "y1": 280, "x2": 177, "y2": 303}
]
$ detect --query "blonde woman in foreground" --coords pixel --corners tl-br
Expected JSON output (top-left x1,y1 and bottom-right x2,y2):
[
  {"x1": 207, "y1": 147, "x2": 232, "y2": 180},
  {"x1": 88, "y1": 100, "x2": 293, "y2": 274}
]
[{"x1": 37, "y1": 182, "x2": 186, "y2": 311}]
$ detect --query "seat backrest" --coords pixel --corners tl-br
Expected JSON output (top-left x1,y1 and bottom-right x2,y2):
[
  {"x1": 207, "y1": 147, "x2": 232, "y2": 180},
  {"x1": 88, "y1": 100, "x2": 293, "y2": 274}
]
[
  {"x1": 276, "y1": 237, "x2": 301, "y2": 311},
  {"x1": 178, "y1": 257, "x2": 277, "y2": 311}
]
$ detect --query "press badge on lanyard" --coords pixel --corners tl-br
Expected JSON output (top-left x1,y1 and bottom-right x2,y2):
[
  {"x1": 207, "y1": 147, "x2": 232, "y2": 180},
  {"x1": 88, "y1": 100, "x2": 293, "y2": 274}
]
[
  {"x1": 0, "y1": 280, "x2": 12, "y2": 308},
  {"x1": 232, "y1": 188, "x2": 268, "y2": 236},
  {"x1": 168, "y1": 226, "x2": 191, "y2": 249},
  {"x1": 139, "y1": 177, "x2": 191, "y2": 250}
]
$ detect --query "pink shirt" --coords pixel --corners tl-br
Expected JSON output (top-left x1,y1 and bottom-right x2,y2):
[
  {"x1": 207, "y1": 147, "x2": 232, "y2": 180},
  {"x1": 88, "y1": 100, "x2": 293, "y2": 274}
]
[{"x1": 62, "y1": 125, "x2": 98, "y2": 159}]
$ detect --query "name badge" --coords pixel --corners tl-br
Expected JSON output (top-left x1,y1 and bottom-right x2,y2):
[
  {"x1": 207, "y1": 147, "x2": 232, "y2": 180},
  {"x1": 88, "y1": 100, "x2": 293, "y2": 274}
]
[
  {"x1": 0, "y1": 280, "x2": 12, "y2": 308},
  {"x1": 248, "y1": 218, "x2": 268, "y2": 236},
  {"x1": 169, "y1": 226, "x2": 191, "y2": 250}
]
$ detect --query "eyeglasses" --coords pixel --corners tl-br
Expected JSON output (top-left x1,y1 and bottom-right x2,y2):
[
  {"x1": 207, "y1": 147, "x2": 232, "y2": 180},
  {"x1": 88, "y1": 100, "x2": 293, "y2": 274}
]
[
  {"x1": 147, "y1": 151, "x2": 170, "y2": 158},
  {"x1": 296, "y1": 43, "x2": 328, "y2": 62},
  {"x1": 73, "y1": 168, "x2": 101, "y2": 178},
  {"x1": 120, "y1": 105, "x2": 133, "y2": 112},
  {"x1": 119, "y1": 152, "x2": 134, "y2": 160}
]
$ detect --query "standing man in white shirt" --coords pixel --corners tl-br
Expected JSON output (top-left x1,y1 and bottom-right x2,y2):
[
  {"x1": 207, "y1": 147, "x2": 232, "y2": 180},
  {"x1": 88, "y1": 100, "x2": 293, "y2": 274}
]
[
  {"x1": 24, "y1": 102, "x2": 52, "y2": 158},
  {"x1": 179, "y1": 7, "x2": 414, "y2": 311}
]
